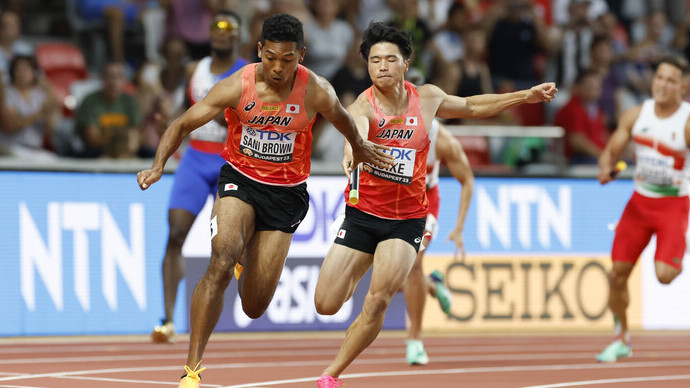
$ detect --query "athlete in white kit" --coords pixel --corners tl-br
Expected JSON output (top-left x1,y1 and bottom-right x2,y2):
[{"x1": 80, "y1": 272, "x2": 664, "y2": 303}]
[{"x1": 597, "y1": 55, "x2": 690, "y2": 362}]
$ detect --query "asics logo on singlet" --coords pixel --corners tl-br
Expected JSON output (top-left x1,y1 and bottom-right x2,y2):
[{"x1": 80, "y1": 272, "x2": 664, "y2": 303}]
[
  {"x1": 414, "y1": 237, "x2": 422, "y2": 244},
  {"x1": 378, "y1": 118, "x2": 386, "y2": 127},
  {"x1": 244, "y1": 101, "x2": 256, "y2": 111}
]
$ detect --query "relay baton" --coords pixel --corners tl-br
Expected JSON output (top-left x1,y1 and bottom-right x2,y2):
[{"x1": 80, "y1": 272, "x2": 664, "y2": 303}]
[
  {"x1": 609, "y1": 160, "x2": 627, "y2": 178},
  {"x1": 349, "y1": 164, "x2": 360, "y2": 205}
]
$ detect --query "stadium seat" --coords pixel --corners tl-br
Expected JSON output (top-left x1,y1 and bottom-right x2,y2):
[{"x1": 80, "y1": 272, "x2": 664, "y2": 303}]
[
  {"x1": 35, "y1": 42, "x2": 89, "y2": 116},
  {"x1": 457, "y1": 136, "x2": 490, "y2": 167}
]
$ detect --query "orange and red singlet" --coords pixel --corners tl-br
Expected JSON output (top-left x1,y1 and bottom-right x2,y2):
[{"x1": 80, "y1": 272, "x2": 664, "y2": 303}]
[
  {"x1": 222, "y1": 63, "x2": 315, "y2": 186},
  {"x1": 346, "y1": 81, "x2": 430, "y2": 219}
]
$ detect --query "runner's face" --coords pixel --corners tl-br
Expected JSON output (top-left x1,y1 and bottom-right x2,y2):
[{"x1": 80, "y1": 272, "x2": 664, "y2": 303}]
[
  {"x1": 258, "y1": 40, "x2": 305, "y2": 88},
  {"x1": 652, "y1": 63, "x2": 687, "y2": 105},
  {"x1": 210, "y1": 15, "x2": 240, "y2": 52},
  {"x1": 367, "y1": 42, "x2": 409, "y2": 89}
]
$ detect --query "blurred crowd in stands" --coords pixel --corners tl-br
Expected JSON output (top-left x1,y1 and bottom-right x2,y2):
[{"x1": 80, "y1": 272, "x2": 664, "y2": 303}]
[{"x1": 0, "y1": 0, "x2": 689, "y2": 169}]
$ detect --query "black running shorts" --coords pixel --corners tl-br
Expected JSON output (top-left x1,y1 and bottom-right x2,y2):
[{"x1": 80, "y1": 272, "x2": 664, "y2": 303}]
[
  {"x1": 333, "y1": 205, "x2": 426, "y2": 254},
  {"x1": 217, "y1": 164, "x2": 309, "y2": 233}
]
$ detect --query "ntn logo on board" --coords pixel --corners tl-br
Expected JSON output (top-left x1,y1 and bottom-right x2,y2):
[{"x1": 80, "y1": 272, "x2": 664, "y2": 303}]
[{"x1": 19, "y1": 201, "x2": 146, "y2": 312}]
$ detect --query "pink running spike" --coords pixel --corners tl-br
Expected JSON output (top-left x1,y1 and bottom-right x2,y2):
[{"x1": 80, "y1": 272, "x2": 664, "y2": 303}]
[{"x1": 317, "y1": 374, "x2": 344, "y2": 388}]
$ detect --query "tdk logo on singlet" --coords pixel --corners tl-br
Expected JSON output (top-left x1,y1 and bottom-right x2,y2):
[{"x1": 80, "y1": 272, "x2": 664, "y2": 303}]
[
  {"x1": 245, "y1": 127, "x2": 293, "y2": 141},
  {"x1": 375, "y1": 128, "x2": 414, "y2": 140},
  {"x1": 382, "y1": 147, "x2": 414, "y2": 160}
]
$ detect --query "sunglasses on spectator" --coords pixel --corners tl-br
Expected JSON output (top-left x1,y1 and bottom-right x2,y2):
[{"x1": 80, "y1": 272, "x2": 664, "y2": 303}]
[{"x1": 211, "y1": 20, "x2": 239, "y2": 32}]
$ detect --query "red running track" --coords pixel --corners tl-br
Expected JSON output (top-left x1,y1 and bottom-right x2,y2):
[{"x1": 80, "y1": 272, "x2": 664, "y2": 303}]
[{"x1": 1, "y1": 331, "x2": 690, "y2": 387}]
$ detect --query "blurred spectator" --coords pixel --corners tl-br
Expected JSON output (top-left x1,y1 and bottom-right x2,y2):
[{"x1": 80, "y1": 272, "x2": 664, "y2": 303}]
[
  {"x1": 551, "y1": 0, "x2": 608, "y2": 26},
  {"x1": 619, "y1": 10, "x2": 677, "y2": 112},
  {"x1": 444, "y1": 25, "x2": 493, "y2": 98},
  {"x1": 484, "y1": 0, "x2": 549, "y2": 91},
  {"x1": 546, "y1": 0, "x2": 597, "y2": 92},
  {"x1": 243, "y1": 0, "x2": 313, "y2": 61},
  {"x1": 592, "y1": 11, "x2": 629, "y2": 60},
  {"x1": 554, "y1": 69, "x2": 607, "y2": 164},
  {"x1": 74, "y1": 61, "x2": 142, "y2": 158},
  {"x1": 161, "y1": 0, "x2": 216, "y2": 61},
  {"x1": 77, "y1": 0, "x2": 144, "y2": 63},
  {"x1": 135, "y1": 37, "x2": 188, "y2": 158},
  {"x1": 429, "y1": 1, "x2": 467, "y2": 93},
  {"x1": 627, "y1": 1, "x2": 682, "y2": 44},
  {"x1": 589, "y1": 35, "x2": 625, "y2": 131},
  {"x1": 345, "y1": 0, "x2": 393, "y2": 34},
  {"x1": 304, "y1": 0, "x2": 354, "y2": 80},
  {"x1": 417, "y1": 0, "x2": 453, "y2": 32},
  {"x1": 458, "y1": 26, "x2": 493, "y2": 96},
  {"x1": 0, "y1": 10, "x2": 33, "y2": 85},
  {"x1": 0, "y1": 55, "x2": 60, "y2": 159},
  {"x1": 674, "y1": 13, "x2": 690, "y2": 66},
  {"x1": 387, "y1": 0, "x2": 433, "y2": 80}
]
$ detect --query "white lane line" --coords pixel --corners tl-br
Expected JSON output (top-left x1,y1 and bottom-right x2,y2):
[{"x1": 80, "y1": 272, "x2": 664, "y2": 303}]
[
  {"x1": 520, "y1": 374, "x2": 690, "y2": 387},
  {"x1": 217, "y1": 360, "x2": 690, "y2": 388},
  {"x1": 0, "y1": 385, "x2": 44, "y2": 388},
  {"x1": 3, "y1": 359, "x2": 690, "y2": 387},
  {"x1": 56, "y1": 375, "x2": 222, "y2": 387},
  {"x1": 4, "y1": 346, "x2": 690, "y2": 366},
  {"x1": 3, "y1": 357, "x2": 690, "y2": 382}
]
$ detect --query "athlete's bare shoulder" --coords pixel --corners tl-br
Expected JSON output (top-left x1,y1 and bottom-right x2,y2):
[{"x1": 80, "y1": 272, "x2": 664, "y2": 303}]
[
  {"x1": 416, "y1": 83, "x2": 446, "y2": 100},
  {"x1": 304, "y1": 68, "x2": 341, "y2": 115},
  {"x1": 305, "y1": 68, "x2": 334, "y2": 96},
  {"x1": 620, "y1": 104, "x2": 643, "y2": 125},
  {"x1": 346, "y1": 91, "x2": 373, "y2": 118}
]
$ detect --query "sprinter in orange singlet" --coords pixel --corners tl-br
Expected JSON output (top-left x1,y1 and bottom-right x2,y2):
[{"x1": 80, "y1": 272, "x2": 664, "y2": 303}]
[
  {"x1": 137, "y1": 14, "x2": 394, "y2": 388},
  {"x1": 313, "y1": 22, "x2": 557, "y2": 388}
]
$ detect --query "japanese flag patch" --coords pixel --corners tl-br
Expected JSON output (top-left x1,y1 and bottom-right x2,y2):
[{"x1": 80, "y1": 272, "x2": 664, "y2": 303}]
[
  {"x1": 286, "y1": 104, "x2": 300, "y2": 114},
  {"x1": 406, "y1": 116, "x2": 418, "y2": 126}
]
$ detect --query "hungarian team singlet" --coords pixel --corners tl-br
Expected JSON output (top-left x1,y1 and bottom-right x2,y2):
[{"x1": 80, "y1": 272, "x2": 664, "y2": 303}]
[
  {"x1": 345, "y1": 81, "x2": 430, "y2": 219},
  {"x1": 631, "y1": 99, "x2": 690, "y2": 197},
  {"x1": 222, "y1": 63, "x2": 315, "y2": 186},
  {"x1": 188, "y1": 56, "x2": 248, "y2": 153}
]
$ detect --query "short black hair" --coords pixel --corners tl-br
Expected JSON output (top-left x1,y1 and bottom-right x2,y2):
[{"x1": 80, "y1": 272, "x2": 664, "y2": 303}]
[
  {"x1": 574, "y1": 68, "x2": 601, "y2": 85},
  {"x1": 217, "y1": 9, "x2": 242, "y2": 25},
  {"x1": 260, "y1": 13, "x2": 304, "y2": 49},
  {"x1": 655, "y1": 55, "x2": 690, "y2": 77},
  {"x1": 359, "y1": 21, "x2": 413, "y2": 61},
  {"x1": 9, "y1": 55, "x2": 38, "y2": 85}
]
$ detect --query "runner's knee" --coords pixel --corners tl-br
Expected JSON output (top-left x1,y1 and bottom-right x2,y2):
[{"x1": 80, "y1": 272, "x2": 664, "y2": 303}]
[
  {"x1": 315, "y1": 293, "x2": 344, "y2": 316},
  {"x1": 242, "y1": 298, "x2": 270, "y2": 319},
  {"x1": 167, "y1": 224, "x2": 191, "y2": 249},
  {"x1": 362, "y1": 292, "x2": 390, "y2": 318},
  {"x1": 656, "y1": 268, "x2": 680, "y2": 285}
]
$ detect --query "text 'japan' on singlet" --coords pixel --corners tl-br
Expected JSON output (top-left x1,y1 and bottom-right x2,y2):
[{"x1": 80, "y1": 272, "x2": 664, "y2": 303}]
[
  {"x1": 345, "y1": 81, "x2": 430, "y2": 219},
  {"x1": 188, "y1": 56, "x2": 248, "y2": 153},
  {"x1": 222, "y1": 63, "x2": 316, "y2": 186},
  {"x1": 631, "y1": 99, "x2": 690, "y2": 197}
]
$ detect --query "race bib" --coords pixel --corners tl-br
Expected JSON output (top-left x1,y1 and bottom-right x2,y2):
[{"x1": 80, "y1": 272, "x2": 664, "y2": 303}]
[
  {"x1": 636, "y1": 150, "x2": 675, "y2": 187},
  {"x1": 239, "y1": 125, "x2": 295, "y2": 163},
  {"x1": 365, "y1": 146, "x2": 416, "y2": 185}
]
